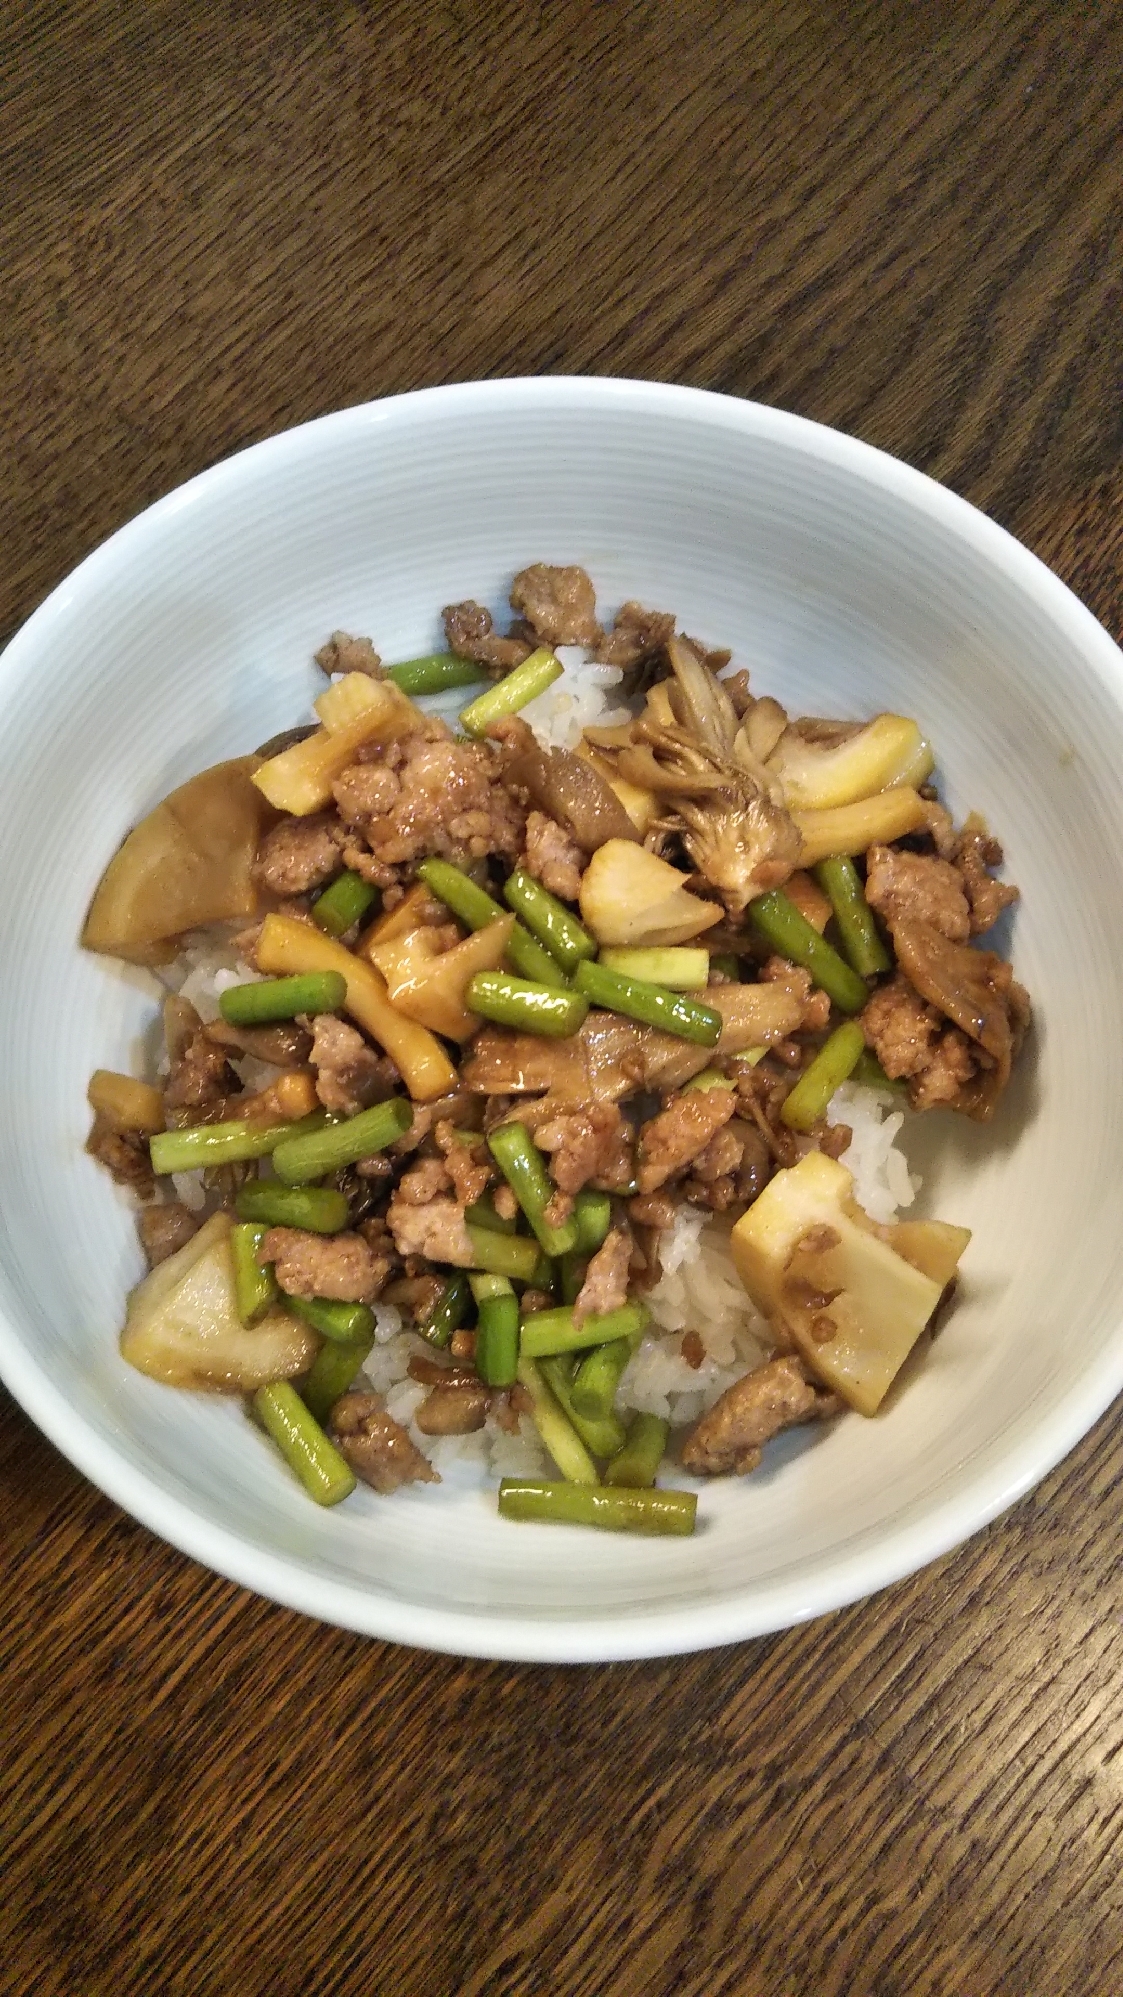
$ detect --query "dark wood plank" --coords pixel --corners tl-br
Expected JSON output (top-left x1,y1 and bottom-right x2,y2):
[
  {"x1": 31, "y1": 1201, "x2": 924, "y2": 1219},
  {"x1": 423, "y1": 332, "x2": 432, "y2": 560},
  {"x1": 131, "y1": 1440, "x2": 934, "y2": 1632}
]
[{"x1": 2, "y1": 5, "x2": 1122, "y2": 1993}]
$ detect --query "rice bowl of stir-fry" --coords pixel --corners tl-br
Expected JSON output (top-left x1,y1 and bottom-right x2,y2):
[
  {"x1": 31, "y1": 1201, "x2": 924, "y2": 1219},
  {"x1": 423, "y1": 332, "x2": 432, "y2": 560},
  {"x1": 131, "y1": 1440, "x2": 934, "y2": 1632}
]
[{"x1": 1, "y1": 378, "x2": 1122, "y2": 1660}]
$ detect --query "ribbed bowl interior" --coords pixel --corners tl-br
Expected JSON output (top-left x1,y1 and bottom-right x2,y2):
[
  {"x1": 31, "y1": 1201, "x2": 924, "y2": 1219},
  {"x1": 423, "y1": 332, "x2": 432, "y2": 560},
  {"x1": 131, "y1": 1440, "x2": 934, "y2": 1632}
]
[{"x1": 2, "y1": 378, "x2": 1121, "y2": 1661}]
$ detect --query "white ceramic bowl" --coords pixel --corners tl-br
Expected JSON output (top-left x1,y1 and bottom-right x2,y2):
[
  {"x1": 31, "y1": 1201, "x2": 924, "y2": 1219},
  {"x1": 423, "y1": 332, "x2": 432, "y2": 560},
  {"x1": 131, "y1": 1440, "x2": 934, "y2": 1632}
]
[{"x1": 2, "y1": 378, "x2": 1122, "y2": 1662}]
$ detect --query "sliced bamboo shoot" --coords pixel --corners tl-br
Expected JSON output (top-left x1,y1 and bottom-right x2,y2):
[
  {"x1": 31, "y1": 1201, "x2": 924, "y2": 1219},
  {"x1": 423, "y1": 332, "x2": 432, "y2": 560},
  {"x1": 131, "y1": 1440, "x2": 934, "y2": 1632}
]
[
  {"x1": 87, "y1": 1070, "x2": 166, "y2": 1135},
  {"x1": 376, "y1": 916, "x2": 517, "y2": 1041},
  {"x1": 121, "y1": 1213, "x2": 317, "y2": 1392},
  {"x1": 793, "y1": 787, "x2": 928, "y2": 865},
  {"x1": 254, "y1": 913, "x2": 458, "y2": 1100},
  {"x1": 769, "y1": 715, "x2": 933, "y2": 809},
  {"x1": 252, "y1": 680, "x2": 417, "y2": 815},
  {"x1": 579, "y1": 840, "x2": 723, "y2": 947},
  {"x1": 358, "y1": 881, "x2": 446, "y2": 954},
  {"x1": 731, "y1": 1152, "x2": 968, "y2": 1415},
  {"x1": 314, "y1": 671, "x2": 393, "y2": 733},
  {"x1": 889, "y1": 1219, "x2": 972, "y2": 1286},
  {"x1": 83, "y1": 757, "x2": 272, "y2": 960}
]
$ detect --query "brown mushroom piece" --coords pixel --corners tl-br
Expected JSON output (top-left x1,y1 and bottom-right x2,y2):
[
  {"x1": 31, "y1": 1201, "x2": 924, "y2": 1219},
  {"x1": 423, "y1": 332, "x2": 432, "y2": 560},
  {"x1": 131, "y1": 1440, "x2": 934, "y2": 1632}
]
[
  {"x1": 463, "y1": 981, "x2": 802, "y2": 1101},
  {"x1": 490, "y1": 716, "x2": 641, "y2": 849},
  {"x1": 890, "y1": 917, "x2": 1030, "y2": 1120},
  {"x1": 615, "y1": 638, "x2": 803, "y2": 910}
]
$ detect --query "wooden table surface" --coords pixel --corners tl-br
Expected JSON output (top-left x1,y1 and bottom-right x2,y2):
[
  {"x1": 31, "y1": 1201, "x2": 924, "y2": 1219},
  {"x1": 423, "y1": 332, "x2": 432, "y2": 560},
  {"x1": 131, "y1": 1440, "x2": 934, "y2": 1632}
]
[{"x1": 3, "y1": 6, "x2": 1123, "y2": 1993}]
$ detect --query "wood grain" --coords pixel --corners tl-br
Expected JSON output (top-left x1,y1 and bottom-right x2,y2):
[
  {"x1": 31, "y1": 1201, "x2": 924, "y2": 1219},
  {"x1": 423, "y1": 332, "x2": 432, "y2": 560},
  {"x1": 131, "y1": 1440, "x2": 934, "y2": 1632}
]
[{"x1": 2, "y1": 5, "x2": 1123, "y2": 1993}]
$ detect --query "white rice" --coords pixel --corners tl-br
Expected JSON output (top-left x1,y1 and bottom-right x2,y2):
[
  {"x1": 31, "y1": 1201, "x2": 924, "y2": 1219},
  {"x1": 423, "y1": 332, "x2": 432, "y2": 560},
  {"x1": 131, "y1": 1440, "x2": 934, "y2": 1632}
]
[
  {"x1": 148, "y1": 652, "x2": 923, "y2": 1483},
  {"x1": 160, "y1": 938, "x2": 261, "y2": 1021},
  {"x1": 826, "y1": 1079, "x2": 920, "y2": 1224},
  {"x1": 517, "y1": 645, "x2": 632, "y2": 749},
  {"x1": 361, "y1": 1332, "x2": 549, "y2": 1482}
]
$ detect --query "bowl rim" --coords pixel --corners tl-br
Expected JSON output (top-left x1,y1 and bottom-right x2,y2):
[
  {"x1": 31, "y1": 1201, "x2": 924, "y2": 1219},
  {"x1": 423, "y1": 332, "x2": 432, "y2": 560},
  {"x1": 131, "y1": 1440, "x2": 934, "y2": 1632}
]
[{"x1": 4, "y1": 373, "x2": 1123, "y2": 1663}]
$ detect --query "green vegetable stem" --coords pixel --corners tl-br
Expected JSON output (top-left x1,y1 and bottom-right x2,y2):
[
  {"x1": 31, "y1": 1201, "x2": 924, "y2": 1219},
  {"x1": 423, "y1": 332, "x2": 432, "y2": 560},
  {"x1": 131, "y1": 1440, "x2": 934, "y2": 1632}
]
[{"x1": 253, "y1": 1382, "x2": 356, "y2": 1506}]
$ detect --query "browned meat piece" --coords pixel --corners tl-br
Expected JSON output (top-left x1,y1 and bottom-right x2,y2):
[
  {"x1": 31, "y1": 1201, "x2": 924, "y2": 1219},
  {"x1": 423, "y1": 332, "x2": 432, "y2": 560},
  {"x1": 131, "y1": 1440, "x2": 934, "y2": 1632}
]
[
  {"x1": 355, "y1": 1215, "x2": 401, "y2": 1294},
  {"x1": 329, "y1": 1392, "x2": 439, "y2": 1492},
  {"x1": 388, "y1": 1090, "x2": 476, "y2": 1158},
  {"x1": 509, "y1": 563, "x2": 601, "y2": 647},
  {"x1": 309, "y1": 1014, "x2": 395, "y2": 1116},
  {"x1": 87, "y1": 1118, "x2": 154, "y2": 1195},
  {"x1": 681, "y1": 1354, "x2": 839, "y2": 1475},
  {"x1": 523, "y1": 810, "x2": 585, "y2": 902},
  {"x1": 891, "y1": 918, "x2": 1029, "y2": 1119},
  {"x1": 690, "y1": 1165, "x2": 764, "y2": 1213},
  {"x1": 493, "y1": 1181, "x2": 519, "y2": 1221},
  {"x1": 681, "y1": 1113, "x2": 775, "y2": 1213},
  {"x1": 385, "y1": 1272, "x2": 447, "y2": 1323},
  {"x1": 489, "y1": 1380, "x2": 535, "y2": 1434},
  {"x1": 254, "y1": 814, "x2": 344, "y2": 897},
  {"x1": 489, "y1": 1381, "x2": 519, "y2": 1429},
  {"x1": 954, "y1": 817, "x2": 1019, "y2": 935},
  {"x1": 258, "y1": 1227, "x2": 391, "y2": 1302},
  {"x1": 593, "y1": 601, "x2": 675, "y2": 670},
  {"x1": 759, "y1": 955, "x2": 831, "y2": 1032},
  {"x1": 378, "y1": 882, "x2": 447, "y2": 925},
  {"x1": 544, "y1": 1186, "x2": 575, "y2": 1229},
  {"x1": 573, "y1": 1225, "x2": 632, "y2": 1324},
  {"x1": 449, "y1": 1328, "x2": 477, "y2": 1362},
  {"x1": 917, "y1": 795, "x2": 958, "y2": 859},
  {"x1": 818, "y1": 1121, "x2": 853, "y2": 1160},
  {"x1": 911, "y1": 1033, "x2": 976, "y2": 1111},
  {"x1": 490, "y1": 1393, "x2": 520, "y2": 1434},
  {"x1": 689, "y1": 1124, "x2": 744, "y2": 1182},
  {"x1": 394, "y1": 1156, "x2": 450, "y2": 1201},
  {"x1": 333, "y1": 724, "x2": 525, "y2": 869},
  {"x1": 769, "y1": 1039, "x2": 804, "y2": 1070},
  {"x1": 864, "y1": 845, "x2": 970, "y2": 943},
  {"x1": 164, "y1": 1031, "x2": 240, "y2": 1114},
  {"x1": 627, "y1": 1190, "x2": 677, "y2": 1230},
  {"x1": 415, "y1": 1382, "x2": 491, "y2": 1435},
  {"x1": 407, "y1": 1354, "x2": 483, "y2": 1388},
  {"x1": 435, "y1": 1121, "x2": 493, "y2": 1207},
  {"x1": 729, "y1": 1062, "x2": 832, "y2": 1179},
  {"x1": 204, "y1": 1019, "x2": 312, "y2": 1068},
  {"x1": 386, "y1": 1196, "x2": 476, "y2": 1267},
  {"x1": 637, "y1": 1088, "x2": 738, "y2": 1194},
  {"x1": 518, "y1": 1288, "x2": 554, "y2": 1316},
  {"x1": 442, "y1": 600, "x2": 533, "y2": 674},
  {"x1": 137, "y1": 1201, "x2": 201, "y2": 1266},
  {"x1": 521, "y1": 1102, "x2": 634, "y2": 1195},
  {"x1": 314, "y1": 630, "x2": 382, "y2": 678},
  {"x1": 325, "y1": 1163, "x2": 382, "y2": 1227},
  {"x1": 627, "y1": 1223, "x2": 661, "y2": 1292},
  {"x1": 733, "y1": 1060, "x2": 792, "y2": 1153},
  {"x1": 681, "y1": 1329, "x2": 705, "y2": 1370},
  {"x1": 386, "y1": 1158, "x2": 475, "y2": 1266},
  {"x1": 860, "y1": 973, "x2": 977, "y2": 1111}
]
